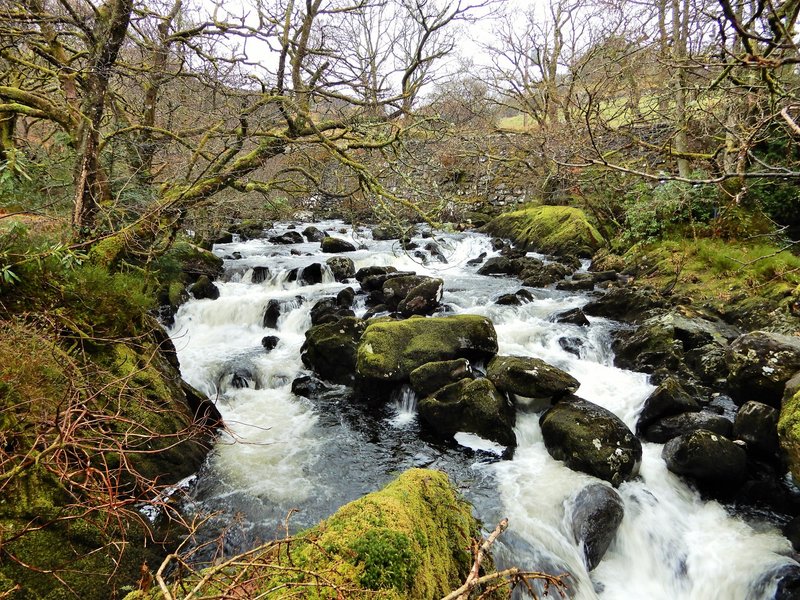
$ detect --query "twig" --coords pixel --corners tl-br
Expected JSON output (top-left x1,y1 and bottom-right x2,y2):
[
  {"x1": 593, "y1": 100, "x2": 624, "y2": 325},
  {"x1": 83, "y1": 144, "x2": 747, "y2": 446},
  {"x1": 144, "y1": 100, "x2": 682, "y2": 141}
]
[{"x1": 442, "y1": 518, "x2": 508, "y2": 600}]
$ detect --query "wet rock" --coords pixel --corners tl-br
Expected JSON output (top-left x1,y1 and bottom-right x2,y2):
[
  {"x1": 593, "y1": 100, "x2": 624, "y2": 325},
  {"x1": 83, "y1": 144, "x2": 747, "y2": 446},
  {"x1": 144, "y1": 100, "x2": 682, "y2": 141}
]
[
  {"x1": 398, "y1": 278, "x2": 444, "y2": 317},
  {"x1": 418, "y1": 378, "x2": 516, "y2": 447},
  {"x1": 298, "y1": 262, "x2": 325, "y2": 285},
  {"x1": 261, "y1": 335, "x2": 279, "y2": 352},
  {"x1": 321, "y1": 236, "x2": 356, "y2": 253},
  {"x1": 568, "y1": 484, "x2": 625, "y2": 571},
  {"x1": 360, "y1": 271, "x2": 416, "y2": 292},
  {"x1": 356, "y1": 315, "x2": 498, "y2": 385},
  {"x1": 301, "y1": 317, "x2": 367, "y2": 385},
  {"x1": 425, "y1": 241, "x2": 448, "y2": 264},
  {"x1": 612, "y1": 320, "x2": 683, "y2": 374},
  {"x1": 263, "y1": 299, "x2": 281, "y2": 329},
  {"x1": 540, "y1": 397, "x2": 642, "y2": 486},
  {"x1": 733, "y1": 401, "x2": 779, "y2": 458},
  {"x1": 251, "y1": 266, "x2": 271, "y2": 284},
  {"x1": 495, "y1": 289, "x2": 534, "y2": 306},
  {"x1": 167, "y1": 240, "x2": 224, "y2": 283},
  {"x1": 749, "y1": 563, "x2": 800, "y2": 600},
  {"x1": 270, "y1": 231, "x2": 304, "y2": 244},
  {"x1": 685, "y1": 343, "x2": 728, "y2": 384},
  {"x1": 583, "y1": 287, "x2": 666, "y2": 323},
  {"x1": 291, "y1": 375, "x2": 340, "y2": 398},
  {"x1": 230, "y1": 220, "x2": 269, "y2": 240},
  {"x1": 189, "y1": 275, "x2": 220, "y2": 300},
  {"x1": 337, "y1": 287, "x2": 356, "y2": 308},
  {"x1": 230, "y1": 368, "x2": 253, "y2": 389},
  {"x1": 487, "y1": 355, "x2": 579, "y2": 410},
  {"x1": 636, "y1": 378, "x2": 700, "y2": 435},
  {"x1": 726, "y1": 331, "x2": 800, "y2": 407},
  {"x1": 371, "y1": 224, "x2": 405, "y2": 240},
  {"x1": 355, "y1": 265, "x2": 397, "y2": 282},
  {"x1": 520, "y1": 263, "x2": 572, "y2": 287},
  {"x1": 478, "y1": 256, "x2": 542, "y2": 277},
  {"x1": 383, "y1": 275, "x2": 436, "y2": 309},
  {"x1": 662, "y1": 430, "x2": 747, "y2": 490},
  {"x1": 558, "y1": 337, "x2": 584, "y2": 357},
  {"x1": 310, "y1": 298, "x2": 355, "y2": 326},
  {"x1": 414, "y1": 250, "x2": 429, "y2": 265},
  {"x1": 782, "y1": 516, "x2": 800, "y2": 552},
  {"x1": 409, "y1": 358, "x2": 473, "y2": 397},
  {"x1": 326, "y1": 256, "x2": 355, "y2": 281},
  {"x1": 466, "y1": 252, "x2": 487, "y2": 266},
  {"x1": 302, "y1": 225, "x2": 326, "y2": 242},
  {"x1": 552, "y1": 307, "x2": 591, "y2": 326},
  {"x1": 641, "y1": 411, "x2": 732, "y2": 444},
  {"x1": 556, "y1": 278, "x2": 595, "y2": 292}
]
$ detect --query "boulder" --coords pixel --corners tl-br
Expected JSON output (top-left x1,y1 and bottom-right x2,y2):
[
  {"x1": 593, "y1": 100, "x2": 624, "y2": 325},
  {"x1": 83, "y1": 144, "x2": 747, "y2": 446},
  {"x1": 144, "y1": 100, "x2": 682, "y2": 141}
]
[
  {"x1": 301, "y1": 317, "x2": 367, "y2": 385},
  {"x1": 361, "y1": 271, "x2": 416, "y2": 292},
  {"x1": 356, "y1": 315, "x2": 498, "y2": 384},
  {"x1": 662, "y1": 430, "x2": 747, "y2": 490},
  {"x1": 337, "y1": 287, "x2": 356, "y2": 308},
  {"x1": 251, "y1": 266, "x2": 271, "y2": 284},
  {"x1": 398, "y1": 278, "x2": 444, "y2": 317},
  {"x1": 326, "y1": 256, "x2": 355, "y2": 281},
  {"x1": 559, "y1": 337, "x2": 584, "y2": 357},
  {"x1": 383, "y1": 276, "x2": 435, "y2": 309},
  {"x1": 612, "y1": 319, "x2": 684, "y2": 374},
  {"x1": 733, "y1": 401, "x2": 779, "y2": 458},
  {"x1": 418, "y1": 378, "x2": 516, "y2": 447},
  {"x1": 409, "y1": 359, "x2": 472, "y2": 397},
  {"x1": 556, "y1": 278, "x2": 595, "y2": 292},
  {"x1": 478, "y1": 256, "x2": 543, "y2": 278},
  {"x1": 261, "y1": 335, "x2": 279, "y2": 352},
  {"x1": 641, "y1": 411, "x2": 733, "y2": 444},
  {"x1": 425, "y1": 241, "x2": 448, "y2": 264},
  {"x1": 230, "y1": 220, "x2": 268, "y2": 240},
  {"x1": 552, "y1": 307, "x2": 590, "y2": 327},
  {"x1": 189, "y1": 275, "x2": 220, "y2": 300},
  {"x1": 302, "y1": 225, "x2": 326, "y2": 242},
  {"x1": 466, "y1": 252, "x2": 487, "y2": 266},
  {"x1": 495, "y1": 289, "x2": 534, "y2": 306},
  {"x1": 263, "y1": 299, "x2": 281, "y2": 329},
  {"x1": 298, "y1": 262, "x2": 325, "y2": 285},
  {"x1": 355, "y1": 265, "x2": 397, "y2": 282},
  {"x1": 568, "y1": 484, "x2": 625, "y2": 571},
  {"x1": 483, "y1": 206, "x2": 605, "y2": 258},
  {"x1": 321, "y1": 236, "x2": 356, "y2": 253},
  {"x1": 166, "y1": 240, "x2": 224, "y2": 283},
  {"x1": 487, "y1": 355, "x2": 579, "y2": 410},
  {"x1": 371, "y1": 224, "x2": 405, "y2": 240},
  {"x1": 583, "y1": 287, "x2": 666, "y2": 323},
  {"x1": 270, "y1": 231, "x2": 304, "y2": 244},
  {"x1": 520, "y1": 262, "x2": 572, "y2": 287},
  {"x1": 540, "y1": 397, "x2": 641, "y2": 486},
  {"x1": 726, "y1": 331, "x2": 800, "y2": 407},
  {"x1": 779, "y1": 386, "x2": 800, "y2": 481},
  {"x1": 636, "y1": 378, "x2": 700, "y2": 434}
]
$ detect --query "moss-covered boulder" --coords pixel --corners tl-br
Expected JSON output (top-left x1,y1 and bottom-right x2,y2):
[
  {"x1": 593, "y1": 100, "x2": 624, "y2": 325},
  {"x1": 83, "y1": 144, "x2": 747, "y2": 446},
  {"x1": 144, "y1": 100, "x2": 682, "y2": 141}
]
[
  {"x1": 540, "y1": 397, "x2": 641, "y2": 486},
  {"x1": 662, "y1": 430, "x2": 747, "y2": 493},
  {"x1": 409, "y1": 359, "x2": 473, "y2": 397},
  {"x1": 487, "y1": 355, "x2": 579, "y2": 410},
  {"x1": 356, "y1": 315, "x2": 498, "y2": 385},
  {"x1": 779, "y1": 387, "x2": 800, "y2": 481},
  {"x1": 726, "y1": 331, "x2": 800, "y2": 407},
  {"x1": 483, "y1": 206, "x2": 605, "y2": 258},
  {"x1": 130, "y1": 469, "x2": 494, "y2": 600},
  {"x1": 321, "y1": 236, "x2": 357, "y2": 253},
  {"x1": 0, "y1": 320, "x2": 214, "y2": 599},
  {"x1": 301, "y1": 317, "x2": 368, "y2": 384},
  {"x1": 164, "y1": 239, "x2": 224, "y2": 283},
  {"x1": 418, "y1": 378, "x2": 516, "y2": 447}
]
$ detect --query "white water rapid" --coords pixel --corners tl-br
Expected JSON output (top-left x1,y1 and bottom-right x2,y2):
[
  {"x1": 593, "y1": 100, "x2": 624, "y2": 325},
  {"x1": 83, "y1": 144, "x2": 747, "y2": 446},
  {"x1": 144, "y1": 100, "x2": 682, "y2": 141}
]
[{"x1": 169, "y1": 220, "x2": 797, "y2": 599}]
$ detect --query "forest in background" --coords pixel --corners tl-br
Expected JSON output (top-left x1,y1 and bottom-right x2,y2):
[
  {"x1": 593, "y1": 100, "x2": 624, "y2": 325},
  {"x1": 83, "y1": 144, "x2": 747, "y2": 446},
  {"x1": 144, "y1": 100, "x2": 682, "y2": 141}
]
[{"x1": 2, "y1": 0, "x2": 800, "y2": 598}]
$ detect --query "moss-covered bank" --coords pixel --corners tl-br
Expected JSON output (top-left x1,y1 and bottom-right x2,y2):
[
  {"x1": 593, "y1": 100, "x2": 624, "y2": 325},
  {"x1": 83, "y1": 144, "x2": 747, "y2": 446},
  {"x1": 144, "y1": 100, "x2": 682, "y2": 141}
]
[
  {"x1": 483, "y1": 205, "x2": 606, "y2": 257},
  {"x1": 126, "y1": 469, "x2": 496, "y2": 599}
]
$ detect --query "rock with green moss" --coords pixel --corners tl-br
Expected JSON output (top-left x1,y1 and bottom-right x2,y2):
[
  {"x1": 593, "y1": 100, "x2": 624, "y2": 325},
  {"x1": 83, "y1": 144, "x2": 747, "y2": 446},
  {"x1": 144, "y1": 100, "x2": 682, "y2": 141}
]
[
  {"x1": 409, "y1": 359, "x2": 472, "y2": 397},
  {"x1": 165, "y1": 240, "x2": 224, "y2": 283},
  {"x1": 487, "y1": 355, "x2": 579, "y2": 411},
  {"x1": 418, "y1": 378, "x2": 516, "y2": 447},
  {"x1": 356, "y1": 315, "x2": 498, "y2": 385},
  {"x1": 301, "y1": 317, "x2": 368, "y2": 384},
  {"x1": 128, "y1": 469, "x2": 498, "y2": 600},
  {"x1": 483, "y1": 206, "x2": 605, "y2": 258},
  {"x1": 779, "y1": 385, "x2": 800, "y2": 481},
  {"x1": 321, "y1": 236, "x2": 357, "y2": 253},
  {"x1": 726, "y1": 331, "x2": 800, "y2": 408},
  {"x1": 540, "y1": 397, "x2": 641, "y2": 487}
]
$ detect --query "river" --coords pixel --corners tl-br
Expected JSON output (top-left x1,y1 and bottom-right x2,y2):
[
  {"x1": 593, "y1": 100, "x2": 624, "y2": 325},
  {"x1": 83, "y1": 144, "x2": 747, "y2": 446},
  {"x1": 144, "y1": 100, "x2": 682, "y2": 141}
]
[{"x1": 169, "y1": 220, "x2": 796, "y2": 599}]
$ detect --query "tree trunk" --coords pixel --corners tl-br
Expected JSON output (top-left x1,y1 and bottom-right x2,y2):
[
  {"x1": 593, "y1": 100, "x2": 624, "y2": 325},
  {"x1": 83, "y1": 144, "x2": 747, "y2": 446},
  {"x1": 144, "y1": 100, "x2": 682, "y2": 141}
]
[{"x1": 671, "y1": 0, "x2": 691, "y2": 178}]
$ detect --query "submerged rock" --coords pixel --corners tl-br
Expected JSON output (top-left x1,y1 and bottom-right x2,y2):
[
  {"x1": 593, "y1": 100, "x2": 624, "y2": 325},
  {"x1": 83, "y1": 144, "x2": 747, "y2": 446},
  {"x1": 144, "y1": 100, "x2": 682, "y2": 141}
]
[
  {"x1": 568, "y1": 484, "x2": 625, "y2": 571},
  {"x1": 552, "y1": 307, "x2": 591, "y2": 326},
  {"x1": 270, "y1": 231, "x2": 304, "y2": 244},
  {"x1": 418, "y1": 378, "x2": 516, "y2": 447},
  {"x1": 540, "y1": 397, "x2": 641, "y2": 486}
]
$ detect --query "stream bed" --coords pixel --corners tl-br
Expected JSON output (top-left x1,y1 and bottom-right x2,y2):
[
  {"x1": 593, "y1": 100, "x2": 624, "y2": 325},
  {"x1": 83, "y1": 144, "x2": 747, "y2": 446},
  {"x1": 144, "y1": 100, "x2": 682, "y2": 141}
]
[{"x1": 169, "y1": 221, "x2": 797, "y2": 599}]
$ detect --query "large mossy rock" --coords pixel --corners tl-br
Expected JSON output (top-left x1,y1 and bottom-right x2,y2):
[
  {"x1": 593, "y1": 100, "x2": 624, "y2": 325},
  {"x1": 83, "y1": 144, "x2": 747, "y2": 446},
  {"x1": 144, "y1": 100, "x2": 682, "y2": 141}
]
[
  {"x1": 301, "y1": 317, "x2": 367, "y2": 384},
  {"x1": 130, "y1": 469, "x2": 492, "y2": 600},
  {"x1": 0, "y1": 320, "x2": 213, "y2": 599},
  {"x1": 726, "y1": 331, "x2": 800, "y2": 407},
  {"x1": 356, "y1": 315, "x2": 498, "y2": 384},
  {"x1": 483, "y1": 206, "x2": 605, "y2": 258},
  {"x1": 779, "y1": 388, "x2": 800, "y2": 481},
  {"x1": 321, "y1": 236, "x2": 357, "y2": 253},
  {"x1": 409, "y1": 359, "x2": 472, "y2": 397},
  {"x1": 418, "y1": 378, "x2": 516, "y2": 447},
  {"x1": 487, "y1": 355, "x2": 579, "y2": 410},
  {"x1": 540, "y1": 397, "x2": 642, "y2": 486},
  {"x1": 163, "y1": 239, "x2": 224, "y2": 283}
]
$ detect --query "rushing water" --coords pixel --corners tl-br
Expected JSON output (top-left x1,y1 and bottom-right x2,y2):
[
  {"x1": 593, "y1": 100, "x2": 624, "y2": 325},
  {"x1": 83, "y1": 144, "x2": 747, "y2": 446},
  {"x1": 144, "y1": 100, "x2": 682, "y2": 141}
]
[{"x1": 169, "y1": 220, "x2": 797, "y2": 599}]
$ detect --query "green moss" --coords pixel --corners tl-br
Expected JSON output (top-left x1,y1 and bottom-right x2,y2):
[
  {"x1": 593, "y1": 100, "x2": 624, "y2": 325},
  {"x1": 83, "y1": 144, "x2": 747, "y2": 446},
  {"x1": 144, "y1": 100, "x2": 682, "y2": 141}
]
[
  {"x1": 779, "y1": 389, "x2": 800, "y2": 481},
  {"x1": 484, "y1": 205, "x2": 606, "y2": 257},
  {"x1": 88, "y1": 232, "x2": 128, "y2": 269},
  {"x1": 143, "y1": 469, "x2": 487, "y2": 600},
  {"x1": 356, "y1": 315, "x2": 498, "y2": 383}
]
